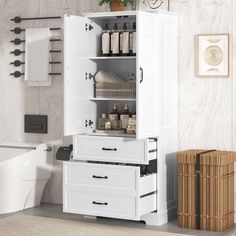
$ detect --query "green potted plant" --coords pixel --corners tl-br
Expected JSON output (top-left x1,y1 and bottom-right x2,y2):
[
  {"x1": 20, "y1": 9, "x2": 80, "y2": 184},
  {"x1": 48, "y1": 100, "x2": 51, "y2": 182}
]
[{"x1": 99, "y1": 0, "x2": 135, "y2": 11}]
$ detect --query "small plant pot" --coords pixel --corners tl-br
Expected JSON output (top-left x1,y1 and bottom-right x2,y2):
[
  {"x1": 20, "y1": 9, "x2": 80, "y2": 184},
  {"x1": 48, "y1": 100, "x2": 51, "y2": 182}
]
[{"x1": 110, "y1": 1, "x2": 125, "y2": 11}]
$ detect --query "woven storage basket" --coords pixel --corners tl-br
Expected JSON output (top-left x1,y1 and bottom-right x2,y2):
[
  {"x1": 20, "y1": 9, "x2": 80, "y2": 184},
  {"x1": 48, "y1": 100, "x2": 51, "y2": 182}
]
[
  {"x1": 177, "y1": 150, "x2": 235, "y2": 232},
  {"x1": 95, "y1": 82, "x2": 136, "y2": 98}
]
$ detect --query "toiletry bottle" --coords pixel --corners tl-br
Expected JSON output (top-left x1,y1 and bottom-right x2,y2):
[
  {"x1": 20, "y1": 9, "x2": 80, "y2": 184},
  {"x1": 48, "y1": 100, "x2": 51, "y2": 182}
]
[
  {"x1": 120, "y1": 23, "x2": 129, "y2": 56},
  {"x1": 120, "y1": 104, "x2": 130, "y2": 129},
  {"x1": 111, "y1": 23, "x2": 120, "y2": 56},
  {"x1": 111, "y1": 119, "x2": 122, "y2": 130},
  {"x1": 101, "y1": 24, "x2": 111, "y2": 56},
  {"x1": 129, "y1": 22, "x2": 136, "y2": 56},
  {"x1": 126, "y1": 114, "x2": 136, "y2": 134},
  {"x1": 109, "y1": 103, "x2": 119, "y2": 120},
  {"x1": 97, "y1": 113, "x2": 109, "y2": 130},
  {"x1": 105, "y1": 120, "x2": 112, "y2": 130}
]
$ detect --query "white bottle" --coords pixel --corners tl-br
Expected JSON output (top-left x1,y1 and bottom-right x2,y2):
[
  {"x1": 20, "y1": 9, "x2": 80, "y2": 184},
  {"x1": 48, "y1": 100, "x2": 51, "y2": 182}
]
[
  {"x1": 120, "y1": 104, "x2": 130, "y2": 129},
  {"x1": 120, "y1": 23, "x2": 129, "y2": 56},
  {"x1": 129, "y1": 22, "x2": 136, "y2": 56},
  {"x1": 101, "y1": 24, "x2": 111, "y2": 56},
  {"x1": 111, "y1": 23, "x2": 120, "y2": 56}
]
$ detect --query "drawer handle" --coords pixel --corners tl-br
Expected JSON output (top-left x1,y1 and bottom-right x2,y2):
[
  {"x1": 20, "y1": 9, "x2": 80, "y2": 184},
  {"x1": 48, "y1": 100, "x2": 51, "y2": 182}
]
[
  {"x1": 92, "y1": 201, "x2": 108, "y2": 206},
  {"x1": 149, "y1": 149, "x2": 157, "y2": 153},
  {"x1": 92, "y1": 175, "x2": 108, "y2": 179},
  {"x1": 102, "y1": 147, "x2": 117, "y2": 151}
]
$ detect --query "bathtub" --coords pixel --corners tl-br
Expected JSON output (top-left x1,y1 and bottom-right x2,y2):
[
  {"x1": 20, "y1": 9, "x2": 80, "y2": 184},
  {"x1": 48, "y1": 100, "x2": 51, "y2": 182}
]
[{"x1": 0, "y1": 143, "x2": 53, "y2": 214}]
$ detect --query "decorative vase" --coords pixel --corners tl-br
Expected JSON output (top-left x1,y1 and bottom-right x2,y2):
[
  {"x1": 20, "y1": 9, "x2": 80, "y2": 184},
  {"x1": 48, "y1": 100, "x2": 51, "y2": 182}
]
[{"x1": 110, "y1": 1, "x2": 125, "y2": 11}]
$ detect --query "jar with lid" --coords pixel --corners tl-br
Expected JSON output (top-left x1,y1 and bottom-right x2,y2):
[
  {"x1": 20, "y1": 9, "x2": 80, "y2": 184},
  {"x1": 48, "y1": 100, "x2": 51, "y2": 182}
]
[{"x1": 97, "y1": 113, "x2": 109, "y2": 130}]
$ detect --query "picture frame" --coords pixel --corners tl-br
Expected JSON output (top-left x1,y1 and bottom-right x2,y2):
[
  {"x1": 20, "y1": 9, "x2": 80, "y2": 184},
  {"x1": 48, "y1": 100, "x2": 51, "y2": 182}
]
[
  {"x1": 195, "y1": 34, "x2": 230, "y2": 78},
  {"x1": 136, "y1": 0, "x2": 170, "y2": 11}
]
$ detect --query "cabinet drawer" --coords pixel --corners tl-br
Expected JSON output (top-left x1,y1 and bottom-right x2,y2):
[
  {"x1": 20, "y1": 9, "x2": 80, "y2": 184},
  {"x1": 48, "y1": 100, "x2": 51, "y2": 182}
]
[
  {"x1": 64, "y1": 162, "x2": 137, "y2": 194},
  {"x1": 73, "y1": 136, "x2": 157, "y2": 164},
  {"x1": 64, "y1": 162, "x2": 156, "y2": 196},
  {"x1": 64, "y1": 190, "x2": 156, "y2": 221},
  {"x1": 63, "y1": 162, "x2": 157, "y2": 220}
]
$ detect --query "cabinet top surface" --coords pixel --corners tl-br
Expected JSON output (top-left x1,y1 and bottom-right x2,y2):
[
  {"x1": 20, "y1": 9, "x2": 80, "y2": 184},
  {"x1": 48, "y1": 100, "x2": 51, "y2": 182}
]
[
  {"x1": 82, "y1": 10, "x2": 157, "y2": 19},
  {"x1": 82, "y1": 10, "x2": 177, "y2": 19},
  {"x1": 83, "y1": 11, "x2": 137, "y2": 19}
]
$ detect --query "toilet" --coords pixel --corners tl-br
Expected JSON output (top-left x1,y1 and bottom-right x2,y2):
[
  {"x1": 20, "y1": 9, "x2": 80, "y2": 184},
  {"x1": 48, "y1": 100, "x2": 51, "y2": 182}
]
[{"x1": 0, "y1": 143, "x2": 53, "y2": 214}]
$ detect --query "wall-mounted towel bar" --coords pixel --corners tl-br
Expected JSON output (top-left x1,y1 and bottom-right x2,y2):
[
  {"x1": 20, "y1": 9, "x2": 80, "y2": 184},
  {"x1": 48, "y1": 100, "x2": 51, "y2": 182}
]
[
  {"x1": 10, "y1": 71, "x2": 62, "y2": 78},
  {"x1": 10, "y1": 38, "x2": 61, "y2": 45},
  {"x1": 10, "y1": 16, "x2": 61, "y2": 23},
  {"x1": 10, "y1": 60, "x2": 61, "y2": 67},
  {"x1": 11, "y1": 27, "x2": 61, "y2": 34},
  {"x1": 10, "y1": 49, "x2": 61, "y2": 56}
]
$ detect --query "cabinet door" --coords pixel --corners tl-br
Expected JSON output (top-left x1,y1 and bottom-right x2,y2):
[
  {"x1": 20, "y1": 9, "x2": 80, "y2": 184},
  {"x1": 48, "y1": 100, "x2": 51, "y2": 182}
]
[
  {"x1": 64, "y1": 15, "x2": 102, "y2": 136},
  {"x1": 136, "y1": 12, "x2": 160, "y2": 139}
]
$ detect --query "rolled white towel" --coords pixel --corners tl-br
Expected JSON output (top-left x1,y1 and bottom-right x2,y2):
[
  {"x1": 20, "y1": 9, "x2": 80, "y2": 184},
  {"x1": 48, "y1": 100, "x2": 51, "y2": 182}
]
[{"x1": 94, "y1": 70, "x2": 126, "y2": 83}]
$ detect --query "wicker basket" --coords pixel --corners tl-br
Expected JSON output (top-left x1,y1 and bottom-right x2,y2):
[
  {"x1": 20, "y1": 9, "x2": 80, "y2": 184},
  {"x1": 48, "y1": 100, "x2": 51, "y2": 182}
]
[
  {"x1": 95, "y1": 82, "x2": 136, "y2": 98},
  {"x1": 177, "y1": 150, "x2": 235, "y2": 232}
]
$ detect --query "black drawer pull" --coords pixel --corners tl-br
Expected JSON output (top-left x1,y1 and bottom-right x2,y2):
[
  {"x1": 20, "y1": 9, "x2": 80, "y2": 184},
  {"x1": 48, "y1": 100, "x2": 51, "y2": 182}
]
[
  {"x1": 102, "y1": 147, "x2": 117, "y2": 151},
  {"x1": 149, "y1": 149, "x2": 157, "y2": 153},
  {"x1": 92, "y1": 175, "x2": 108, "y2": 179},
  {"x1": 92, "y1": 201, "x2": 108, "y2": 206}
]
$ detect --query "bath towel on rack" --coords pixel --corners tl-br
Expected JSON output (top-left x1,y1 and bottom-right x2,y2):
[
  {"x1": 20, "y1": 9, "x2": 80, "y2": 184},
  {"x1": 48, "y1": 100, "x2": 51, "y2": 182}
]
[{"x1": 25, "y1": 28, "x2": 51, "y2": 86}]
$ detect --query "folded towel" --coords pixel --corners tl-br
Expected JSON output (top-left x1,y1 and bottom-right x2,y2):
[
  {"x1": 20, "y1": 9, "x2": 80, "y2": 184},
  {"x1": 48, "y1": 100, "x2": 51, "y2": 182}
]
[
  {"x1": 94, "y1": 70, "x2": 126, "y2": 83},
  {"x1": 25, "y1": 28, "x2": 51, "y2": 83}
]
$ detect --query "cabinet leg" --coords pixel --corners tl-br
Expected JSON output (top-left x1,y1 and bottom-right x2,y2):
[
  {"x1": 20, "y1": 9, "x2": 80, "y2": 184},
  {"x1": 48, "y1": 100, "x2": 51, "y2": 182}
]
[
  {"x1": 83, "y1": 215, "x2": 97, "y2": 220},
  {"x1": 141, "y1": 207, "x2": 177, "y2": 226}
]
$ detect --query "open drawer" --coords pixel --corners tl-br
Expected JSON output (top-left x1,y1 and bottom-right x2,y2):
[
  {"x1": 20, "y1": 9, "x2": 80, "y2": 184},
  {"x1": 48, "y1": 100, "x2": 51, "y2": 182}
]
[
  {"x1": 73, "y1": 135, "x2": 157, "y2": 164},
  {"x1": 63, "y1": 162, "x2": 157, "y2": 220}
]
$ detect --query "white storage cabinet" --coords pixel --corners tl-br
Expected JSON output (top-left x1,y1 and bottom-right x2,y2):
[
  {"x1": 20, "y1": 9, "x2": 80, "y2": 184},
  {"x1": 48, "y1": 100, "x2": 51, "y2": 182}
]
[{"x1": 63, "y1": 10, "x2": 178, "y2": 226}]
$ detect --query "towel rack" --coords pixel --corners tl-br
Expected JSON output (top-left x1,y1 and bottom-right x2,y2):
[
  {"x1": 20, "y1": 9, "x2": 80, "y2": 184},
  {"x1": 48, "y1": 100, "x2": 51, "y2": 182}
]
[
  {"x1": 10, "y1": 60, "x2": 61, "y2": 67},
  {"x1": 10, "y1": 38, "x2": 61, "y2": 45},
  {"x1": 10, "y1": 16, "x2": 61, "y2": 23},
  {"x1": 10, "y1": 49, "x2": 61, "y2": 56},
  {"x1": 9, "y1": 15, "x2": 62, "y2": 82},
  {"x1": 10, "y1": 71, "x2": 62, "y2": 78},
  {"x1": 11, "y1": 27, "x2": 61, "y2": 34}
]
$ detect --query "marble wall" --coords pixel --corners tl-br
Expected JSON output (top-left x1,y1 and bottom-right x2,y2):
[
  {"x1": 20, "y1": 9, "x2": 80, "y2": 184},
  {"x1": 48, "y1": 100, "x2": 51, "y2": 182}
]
[
  {"x1": 0, "y1": 0, "x2": 235, "y2": 204},
  {"x1": 0, "y1": 0, "x2": 107, "y2": 204}
]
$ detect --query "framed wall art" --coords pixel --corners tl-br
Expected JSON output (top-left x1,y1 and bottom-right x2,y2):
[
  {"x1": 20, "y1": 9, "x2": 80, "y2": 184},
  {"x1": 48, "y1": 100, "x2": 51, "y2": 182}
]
[
  {"x1": 136, "y1": 0, "x2": 170, "y2": 11},
  {"x1": 195, "y1": 34, "x2": 230, "y2": 78}
]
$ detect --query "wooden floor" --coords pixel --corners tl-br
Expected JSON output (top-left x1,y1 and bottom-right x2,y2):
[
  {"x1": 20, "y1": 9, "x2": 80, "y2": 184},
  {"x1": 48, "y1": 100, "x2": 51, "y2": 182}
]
[{"x1": 0, "y1": 203, "x2": 235, "y2": 236}]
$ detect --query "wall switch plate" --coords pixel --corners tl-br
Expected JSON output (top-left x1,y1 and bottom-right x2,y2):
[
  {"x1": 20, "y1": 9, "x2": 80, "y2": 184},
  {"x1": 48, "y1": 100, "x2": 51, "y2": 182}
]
[{"x1": 24, "y1": 115, "x2": 48, "y2": 134}]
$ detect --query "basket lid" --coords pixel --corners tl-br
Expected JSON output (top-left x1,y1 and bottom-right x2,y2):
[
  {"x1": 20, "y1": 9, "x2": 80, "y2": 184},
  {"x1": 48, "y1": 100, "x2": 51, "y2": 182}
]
[{"x1": 177, "y1": 150, "x2": 236, "y2": 165}]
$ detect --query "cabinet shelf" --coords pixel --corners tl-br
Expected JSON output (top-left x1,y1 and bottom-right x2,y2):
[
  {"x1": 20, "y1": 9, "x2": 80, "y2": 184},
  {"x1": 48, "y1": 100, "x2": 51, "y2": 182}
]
[
  {"x1": 88, "y1": 132, "x2": 136, "y2": 138},
  {"x1": 90, "y1": 56, "x2": 136, "y2": 60},
  {"x1": 90, "y1": 98, "x2": 136, "y2": 101}
]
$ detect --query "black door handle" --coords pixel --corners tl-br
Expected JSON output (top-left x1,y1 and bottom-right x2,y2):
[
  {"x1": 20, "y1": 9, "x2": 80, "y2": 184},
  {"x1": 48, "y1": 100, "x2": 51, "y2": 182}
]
[
  {"x1": 92, "y1": 201, "x2": 108, "y2": 206},
  {"x1": 140, "y1": 67, "x2": 144, "y2": 84},
  {"x1": 102, "y1": 148, "x2": 117, "y2": 151},
  {"x1": 92, "y1": 175, "x2": 108, "y2": 179}
]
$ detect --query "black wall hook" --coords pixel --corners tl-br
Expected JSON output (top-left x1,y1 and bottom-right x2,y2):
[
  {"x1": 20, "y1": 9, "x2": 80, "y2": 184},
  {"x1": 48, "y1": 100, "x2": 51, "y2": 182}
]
[
  {"x1": 10, "y1": 71, "x2": 23, "y2": 78},
  {"x1": 10, "y1": 60, "x2": 25, "y2": 67},
  {"x1": 10, "y1": 38, "x2": 24, "y2": 45},
  {"x1": 10, "y1": 49, "x2": 25, "y2": 56}
]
